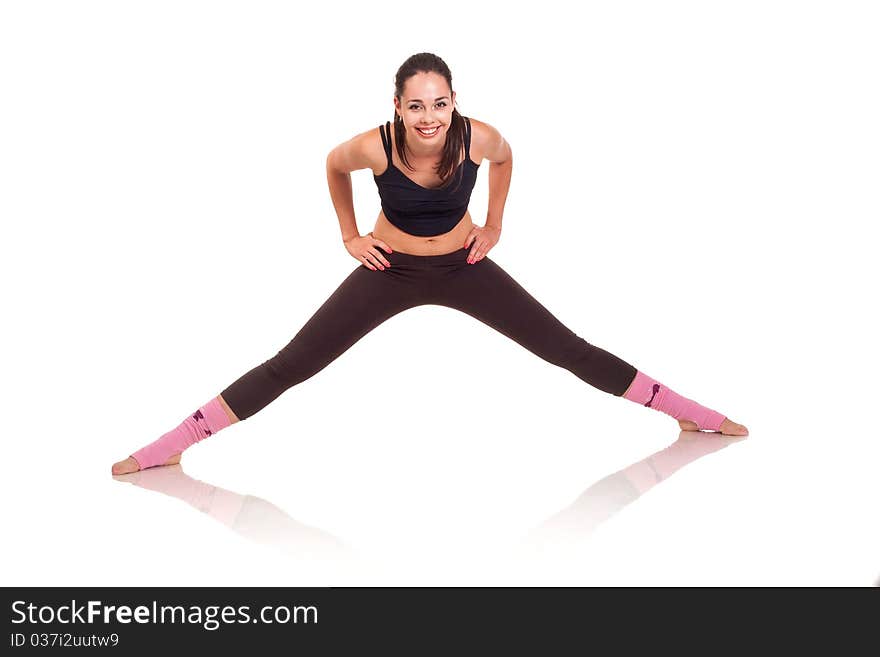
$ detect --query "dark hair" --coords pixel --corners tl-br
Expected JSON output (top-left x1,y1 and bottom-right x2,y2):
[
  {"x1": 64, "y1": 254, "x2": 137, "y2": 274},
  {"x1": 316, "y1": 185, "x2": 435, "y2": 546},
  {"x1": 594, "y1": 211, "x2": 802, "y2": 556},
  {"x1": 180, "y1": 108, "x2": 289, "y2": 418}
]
[{"x1": 393, "y1": 52, "x2": 466, "y2": 191}]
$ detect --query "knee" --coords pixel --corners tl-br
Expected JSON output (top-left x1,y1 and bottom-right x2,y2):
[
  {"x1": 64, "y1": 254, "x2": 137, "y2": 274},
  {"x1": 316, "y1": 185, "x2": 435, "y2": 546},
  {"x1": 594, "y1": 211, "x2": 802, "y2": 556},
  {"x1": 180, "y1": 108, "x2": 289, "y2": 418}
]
[
  {"x1": 560, "y1": 334, "x2": 594, "y2": 356},
  {"x1": 556, "y1": 335, "x2": 599, "y2": 368},
  {"x1": 263, "y1": 347, "x2": 328, "y2": 388},
  {"x1": 263, "y1": 351, "x2": 306, "y2": 387}
]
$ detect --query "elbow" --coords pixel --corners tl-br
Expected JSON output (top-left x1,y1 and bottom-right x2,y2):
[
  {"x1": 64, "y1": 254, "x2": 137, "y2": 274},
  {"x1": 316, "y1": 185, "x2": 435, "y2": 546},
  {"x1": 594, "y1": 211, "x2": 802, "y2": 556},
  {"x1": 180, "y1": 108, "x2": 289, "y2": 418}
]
[
  {"x1": 495, "y1": 140, "x2": 512, "y2": 165},
  {"x1": 326, "y1": 150, "x2": 352, "y2": 177},
  {"x1": 326, "y1": 147, "x2": 345, "y2": 174},
  {"x1": 494, "y1": 152, "x2": 513, "y2": 167}
]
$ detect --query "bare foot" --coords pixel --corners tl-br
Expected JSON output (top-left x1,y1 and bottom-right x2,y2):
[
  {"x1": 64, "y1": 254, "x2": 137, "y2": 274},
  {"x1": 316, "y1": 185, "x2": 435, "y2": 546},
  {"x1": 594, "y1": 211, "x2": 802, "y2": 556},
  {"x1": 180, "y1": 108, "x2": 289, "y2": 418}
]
[
  {"x1": 111, "y1": 453, "x2": 181, "y2": 476},
  {"x1": 678, "y1": 417, "x2": 749, "y2": 436}
]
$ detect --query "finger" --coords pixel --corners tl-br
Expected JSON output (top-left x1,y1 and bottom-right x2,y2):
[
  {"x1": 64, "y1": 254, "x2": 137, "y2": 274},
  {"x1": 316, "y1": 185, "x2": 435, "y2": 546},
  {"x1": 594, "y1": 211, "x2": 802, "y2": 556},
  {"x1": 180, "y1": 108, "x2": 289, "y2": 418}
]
[
  {"x1": 375, "y1": 239, "x2": 393, "y2": 254},
  {"x1": 370, "y1": 248, "x2": 391, "y2": 268},
  {"x1": 361, "y1": 255, "x2": 377, "y2": 271},
  {"x1": 365, "y1": 253, "x2": 385, "y2": 270},
  {"x1": 467, "y1": 243, "x2": 480, "y2": 263}
]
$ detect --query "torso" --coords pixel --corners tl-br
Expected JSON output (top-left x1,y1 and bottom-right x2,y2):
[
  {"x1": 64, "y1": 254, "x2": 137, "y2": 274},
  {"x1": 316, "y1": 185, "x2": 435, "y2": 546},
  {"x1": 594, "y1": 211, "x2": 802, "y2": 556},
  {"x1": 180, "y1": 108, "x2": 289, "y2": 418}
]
[{"x1": 370, "y1": 122, "x2": 482, "y2": 255}]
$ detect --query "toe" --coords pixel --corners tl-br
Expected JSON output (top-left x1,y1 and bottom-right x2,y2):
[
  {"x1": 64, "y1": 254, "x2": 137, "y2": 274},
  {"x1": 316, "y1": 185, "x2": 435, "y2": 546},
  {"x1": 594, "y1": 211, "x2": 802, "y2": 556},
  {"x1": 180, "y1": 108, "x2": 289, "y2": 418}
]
[
  {"x1": 111, "y1": 457, "x2": 141, "y2": 476},
  {"x1": 725, "y1": 420, "x2": 749, "y2": 436}
]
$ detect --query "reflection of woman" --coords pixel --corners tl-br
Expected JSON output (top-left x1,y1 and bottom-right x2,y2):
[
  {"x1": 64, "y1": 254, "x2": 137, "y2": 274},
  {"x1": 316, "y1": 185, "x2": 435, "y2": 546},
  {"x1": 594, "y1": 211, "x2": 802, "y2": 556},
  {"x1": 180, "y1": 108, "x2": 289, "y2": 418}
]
[
  {"x1": 527, "y1": 432, "x2": 744, "y2": 541},
  {"x1": 112, "y1": 52, "x2": 747, "y2": 475},
  {"x1": 116, "y1": 465, "x2": 353, "y2": 560}
]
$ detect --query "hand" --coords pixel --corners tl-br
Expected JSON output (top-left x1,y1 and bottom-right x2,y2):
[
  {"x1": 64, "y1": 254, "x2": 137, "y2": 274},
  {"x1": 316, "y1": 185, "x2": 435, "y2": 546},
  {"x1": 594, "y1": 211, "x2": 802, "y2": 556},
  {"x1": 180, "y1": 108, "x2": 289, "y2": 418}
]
[
  {"x1": 463, "y1": 224, "x2": 501, "y2": 264},
  {"x1": 344, "y1": 231, "x2": 393, "y2": 271}
]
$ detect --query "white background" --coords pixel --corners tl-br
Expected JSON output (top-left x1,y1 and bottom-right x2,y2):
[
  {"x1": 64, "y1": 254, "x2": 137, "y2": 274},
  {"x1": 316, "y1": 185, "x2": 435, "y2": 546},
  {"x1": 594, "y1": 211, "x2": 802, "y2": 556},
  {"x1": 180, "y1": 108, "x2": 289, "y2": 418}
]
[{"x1": 2, "y1": 0, "x2": 877, "y2": 586}]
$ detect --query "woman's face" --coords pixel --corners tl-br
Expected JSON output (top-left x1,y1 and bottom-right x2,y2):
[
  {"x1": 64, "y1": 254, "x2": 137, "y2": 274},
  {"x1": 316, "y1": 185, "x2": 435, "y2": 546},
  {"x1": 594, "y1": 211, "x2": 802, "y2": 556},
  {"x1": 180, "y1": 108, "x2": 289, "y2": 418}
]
[{"x1": 395, "y1": 71, "x2": 456, "y2": 148}]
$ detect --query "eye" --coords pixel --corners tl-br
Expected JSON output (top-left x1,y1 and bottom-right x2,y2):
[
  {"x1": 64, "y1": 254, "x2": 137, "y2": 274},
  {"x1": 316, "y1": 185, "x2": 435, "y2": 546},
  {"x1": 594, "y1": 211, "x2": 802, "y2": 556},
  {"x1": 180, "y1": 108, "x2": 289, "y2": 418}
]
[
  {"x1": 435, "y1": 101, "x2": 447, "y2": 108},
  {"x1": 408, "y1": 105, "x2": 420, "y2": 111}
]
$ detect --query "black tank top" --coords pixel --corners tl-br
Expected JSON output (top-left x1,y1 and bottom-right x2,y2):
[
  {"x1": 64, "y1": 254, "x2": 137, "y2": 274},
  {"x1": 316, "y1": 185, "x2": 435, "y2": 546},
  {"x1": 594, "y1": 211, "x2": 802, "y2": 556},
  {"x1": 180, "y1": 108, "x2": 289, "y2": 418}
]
[{"x1": 373, "y1": 117, "x2": 480, "y2": 237}]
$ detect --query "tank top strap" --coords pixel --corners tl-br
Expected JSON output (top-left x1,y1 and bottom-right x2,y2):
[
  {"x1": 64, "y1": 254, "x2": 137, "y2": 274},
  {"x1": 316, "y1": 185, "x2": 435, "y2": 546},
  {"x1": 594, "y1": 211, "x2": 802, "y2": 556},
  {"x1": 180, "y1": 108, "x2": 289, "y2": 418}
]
[
  {"x1": 379, "y1": 121, "x2": 393, "y2": 164},
  {"x1": 464, "y1": 116, "x2": 472, "y2": 160}
]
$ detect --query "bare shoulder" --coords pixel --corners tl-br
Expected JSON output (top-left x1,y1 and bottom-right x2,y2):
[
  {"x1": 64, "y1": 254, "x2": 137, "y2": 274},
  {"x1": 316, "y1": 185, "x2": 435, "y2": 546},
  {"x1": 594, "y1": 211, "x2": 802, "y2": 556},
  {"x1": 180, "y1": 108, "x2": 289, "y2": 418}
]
[
  {"x1": 465, "y1": 116, "x2": 511, "y2": 165},
  {"x1": 327, "y1": 123, "x2": 388, "y2": 175}
]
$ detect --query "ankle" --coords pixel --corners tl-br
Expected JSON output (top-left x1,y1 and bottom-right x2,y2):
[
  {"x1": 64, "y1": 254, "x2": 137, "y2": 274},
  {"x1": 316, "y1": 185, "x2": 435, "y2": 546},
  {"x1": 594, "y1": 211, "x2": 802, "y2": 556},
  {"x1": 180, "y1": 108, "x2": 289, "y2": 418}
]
[
  {"x1": 131, "y1": 396, "x2": 234, "y2": 470},
  {"x1": 622, "y1": 370, "x2": 724, "y2": 432}
]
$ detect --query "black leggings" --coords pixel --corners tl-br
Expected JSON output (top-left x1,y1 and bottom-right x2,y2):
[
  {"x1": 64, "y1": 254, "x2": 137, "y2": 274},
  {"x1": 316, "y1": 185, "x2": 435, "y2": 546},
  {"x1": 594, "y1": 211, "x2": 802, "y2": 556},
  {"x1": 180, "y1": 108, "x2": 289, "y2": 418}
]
[{"x1": 220, "y1": 246, "x2": 637, "y2": 421}]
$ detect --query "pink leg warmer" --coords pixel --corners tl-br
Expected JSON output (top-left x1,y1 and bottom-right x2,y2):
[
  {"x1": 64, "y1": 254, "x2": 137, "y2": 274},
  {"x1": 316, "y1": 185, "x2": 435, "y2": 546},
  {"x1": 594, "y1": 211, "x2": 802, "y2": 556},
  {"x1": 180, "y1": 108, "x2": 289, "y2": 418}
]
[
  {"x1": 622, "y1": 370, "x2": 726, "y2": 432},
  {"x1": 130, "y1": 396, "x2": 232, "y2": 470}
]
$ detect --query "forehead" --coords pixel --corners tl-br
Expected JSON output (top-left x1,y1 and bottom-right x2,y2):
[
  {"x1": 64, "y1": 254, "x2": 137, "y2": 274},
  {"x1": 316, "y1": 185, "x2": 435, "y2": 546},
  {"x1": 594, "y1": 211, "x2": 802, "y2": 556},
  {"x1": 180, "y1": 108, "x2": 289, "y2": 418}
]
[{"x1": 403, "y1": 72, "x2": 451, "y2": 99}]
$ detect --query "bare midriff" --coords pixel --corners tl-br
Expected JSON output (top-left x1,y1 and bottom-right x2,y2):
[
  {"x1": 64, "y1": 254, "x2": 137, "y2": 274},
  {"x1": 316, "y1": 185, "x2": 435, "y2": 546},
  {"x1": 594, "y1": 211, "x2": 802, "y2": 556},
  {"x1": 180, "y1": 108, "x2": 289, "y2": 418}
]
[{"x1": 371, "y1": 209, "x2": 475, "y2": 256}]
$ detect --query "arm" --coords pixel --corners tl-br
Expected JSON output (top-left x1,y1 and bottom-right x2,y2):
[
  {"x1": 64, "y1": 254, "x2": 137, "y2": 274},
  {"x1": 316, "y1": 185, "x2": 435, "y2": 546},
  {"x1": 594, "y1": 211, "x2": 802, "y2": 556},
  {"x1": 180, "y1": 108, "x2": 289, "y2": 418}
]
[
  {"x1": 326, "y1": 130, "x2": 377, "y2": 243},
  {"x1": 473, "y1": 119, "x2": 513, "y2": 229}
]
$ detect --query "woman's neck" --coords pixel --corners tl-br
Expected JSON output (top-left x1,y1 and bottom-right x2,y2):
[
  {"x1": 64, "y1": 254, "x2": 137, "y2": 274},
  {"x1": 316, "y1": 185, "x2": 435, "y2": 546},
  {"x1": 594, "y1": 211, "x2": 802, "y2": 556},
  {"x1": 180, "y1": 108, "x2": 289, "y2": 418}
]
[{"x1": 403, "y1": 138, "x2": 445, "y2": 160}]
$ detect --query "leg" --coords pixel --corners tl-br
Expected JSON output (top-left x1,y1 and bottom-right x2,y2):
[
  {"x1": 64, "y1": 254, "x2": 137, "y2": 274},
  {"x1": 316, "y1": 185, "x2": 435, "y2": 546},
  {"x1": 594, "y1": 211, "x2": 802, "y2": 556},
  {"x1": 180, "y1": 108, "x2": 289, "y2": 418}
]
[
  {"x1": 431, "y1": 256, "x2": 747, "y2": 435},
  {"x1": 113, "y1": 264, "x2": 422, "y2": 474},
  {"x1": 220, "y1": 263, "x2": 423, "y2": 420},
  {"x1": 432, "y1": 256, "x2": 637, "y2": 395}
]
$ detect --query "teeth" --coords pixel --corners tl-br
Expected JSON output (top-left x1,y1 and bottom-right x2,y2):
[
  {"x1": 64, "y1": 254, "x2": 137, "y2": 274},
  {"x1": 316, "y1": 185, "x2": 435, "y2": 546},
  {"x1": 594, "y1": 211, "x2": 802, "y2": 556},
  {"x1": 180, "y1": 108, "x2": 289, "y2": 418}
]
[{"x1": 417, "y1": 126, "x2": 439, "y2": 135}]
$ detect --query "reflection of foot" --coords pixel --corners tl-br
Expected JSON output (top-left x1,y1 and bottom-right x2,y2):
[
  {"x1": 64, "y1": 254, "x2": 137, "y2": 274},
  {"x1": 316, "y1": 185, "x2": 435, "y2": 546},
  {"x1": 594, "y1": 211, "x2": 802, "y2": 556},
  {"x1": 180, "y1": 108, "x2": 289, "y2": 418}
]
[
  {"x1": 665, "y1": 430, "x2": 745, "y2": 463},
  {"x1": 678, "y1": 417, "x2": 749, "y2": 436},
  {"x1": 111, "y1": 453, "x2": 181, "y2": 476},
  {"x1": 112, "y1": 463, "x2": 245, "y2": 523},
  {"x1": 112, "y1": 465, "x2": 356, "y2": 562}
]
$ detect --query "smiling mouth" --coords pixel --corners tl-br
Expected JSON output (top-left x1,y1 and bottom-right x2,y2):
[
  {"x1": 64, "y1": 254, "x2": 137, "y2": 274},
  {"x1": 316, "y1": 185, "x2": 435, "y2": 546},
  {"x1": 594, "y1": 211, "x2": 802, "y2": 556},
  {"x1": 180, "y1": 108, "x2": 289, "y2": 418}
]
[{"x1": 416, "y1": 126, "x2": 440, "y2": 136}]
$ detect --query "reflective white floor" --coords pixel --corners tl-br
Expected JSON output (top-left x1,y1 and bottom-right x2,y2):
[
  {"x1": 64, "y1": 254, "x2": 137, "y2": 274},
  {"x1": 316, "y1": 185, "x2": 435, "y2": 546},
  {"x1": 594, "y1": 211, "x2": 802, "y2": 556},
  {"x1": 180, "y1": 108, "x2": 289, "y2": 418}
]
[
  {"x1": 6, "y1": 338, "x2": 879, "y2": 587},
  {"x1": 2, "y1": 0, "x2": 877, "y2": 587}
]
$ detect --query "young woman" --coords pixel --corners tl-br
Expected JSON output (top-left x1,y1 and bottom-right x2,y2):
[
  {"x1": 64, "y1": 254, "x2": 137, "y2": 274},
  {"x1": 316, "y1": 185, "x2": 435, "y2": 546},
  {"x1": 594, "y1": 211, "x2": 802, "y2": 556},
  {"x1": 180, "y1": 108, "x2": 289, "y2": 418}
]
[{"x1": 112, "y1": 53, "x2": 747, "y2": 476}]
